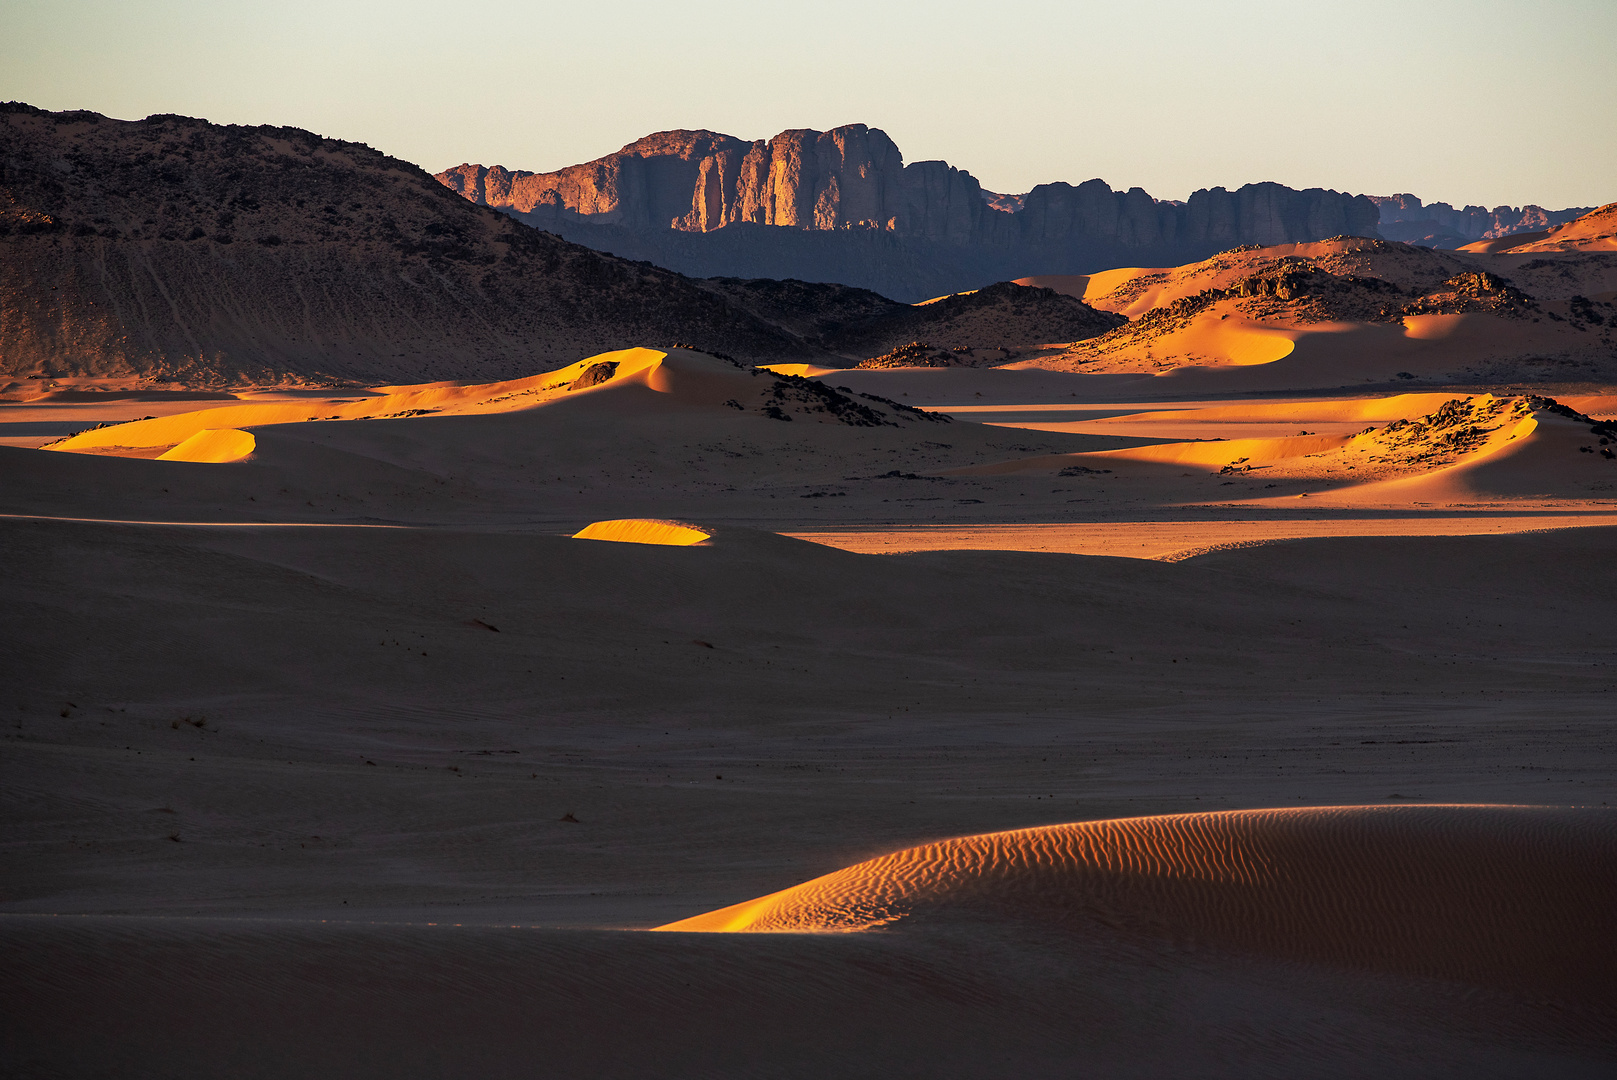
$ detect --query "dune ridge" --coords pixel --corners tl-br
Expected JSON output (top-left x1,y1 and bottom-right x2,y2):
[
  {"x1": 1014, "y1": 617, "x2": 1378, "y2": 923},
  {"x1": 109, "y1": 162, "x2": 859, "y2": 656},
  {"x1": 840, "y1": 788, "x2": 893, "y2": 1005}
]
[
  {"x1": 40, "y1": 347, "x2": 949, "y2": 461},
  {"x1": 657, "y1": 805, "x2": 1617, "y2": 995}
]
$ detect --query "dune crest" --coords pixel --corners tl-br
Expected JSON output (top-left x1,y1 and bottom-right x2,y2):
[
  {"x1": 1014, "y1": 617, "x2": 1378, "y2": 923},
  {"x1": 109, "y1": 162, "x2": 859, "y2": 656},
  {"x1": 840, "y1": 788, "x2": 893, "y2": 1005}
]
[
  {"x1": 40, "y1": 350, "x2": 662, "y2": 456},
  {"x1": 572, "y1": 519, "x2": 712, "y2": 546},
  {"x1": 656, "y1": 805, "x2": 1616, "y2": 994}
]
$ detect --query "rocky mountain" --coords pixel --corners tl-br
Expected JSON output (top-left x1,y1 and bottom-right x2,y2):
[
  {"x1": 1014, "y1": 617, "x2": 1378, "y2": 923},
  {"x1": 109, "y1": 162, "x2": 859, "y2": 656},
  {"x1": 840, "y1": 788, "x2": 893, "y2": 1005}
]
[
  {"x1": 0, "y1": 106, "x2": 1129, "y2": 384},
  {"x1": 1369, "y1": 193, "x2": 1593, "y2": 249},
  {"x1": 0, "y1": 105, "x2": 825, "y2": 384},
  {"x1": 437, "y1": 125, "x2": 1381, "y2": 301}
]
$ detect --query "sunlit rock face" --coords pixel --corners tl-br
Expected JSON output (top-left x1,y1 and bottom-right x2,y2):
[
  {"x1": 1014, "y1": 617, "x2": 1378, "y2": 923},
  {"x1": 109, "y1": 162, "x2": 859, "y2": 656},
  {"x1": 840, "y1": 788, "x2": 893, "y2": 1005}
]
[
  {"x1": 439, "y1": 125, "x2": 1381, "y2": 300},
  {"x1": 440, "y1": 125, "x2": 988, "y2": 243}
]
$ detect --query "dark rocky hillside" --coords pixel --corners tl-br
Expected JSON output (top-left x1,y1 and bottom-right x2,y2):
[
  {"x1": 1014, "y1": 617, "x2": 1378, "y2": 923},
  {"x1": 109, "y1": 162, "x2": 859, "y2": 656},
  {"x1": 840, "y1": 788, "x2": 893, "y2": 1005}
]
[
  {"x1": 0, "y1": 104, "x2": 816, "y2": 384},
  {"x1": 694, "y1": 278, "x2": 1123, "y2": 360}
]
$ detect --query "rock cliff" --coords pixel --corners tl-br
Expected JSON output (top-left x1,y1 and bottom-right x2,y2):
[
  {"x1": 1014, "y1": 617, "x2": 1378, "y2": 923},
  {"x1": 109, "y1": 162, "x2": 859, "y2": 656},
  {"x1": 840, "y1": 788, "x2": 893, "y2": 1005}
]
[{"x1": 439, "y1": 125, "x2": 1382, "y2": 300}]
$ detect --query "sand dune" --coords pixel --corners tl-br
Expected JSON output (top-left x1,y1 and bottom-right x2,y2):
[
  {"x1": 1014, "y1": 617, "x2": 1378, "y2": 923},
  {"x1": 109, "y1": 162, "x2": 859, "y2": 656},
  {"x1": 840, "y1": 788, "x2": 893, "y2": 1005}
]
[
  {"x1": 573, "y1": 519, "x2": 711, "y2": 545},
  {"x1": 42, "y1": 347, "x2": 956, "y2": 463},
  {"x1": 786, "y1": 515, "x2": 1617, "y2": 559},
  {"x1": 1292, "y1": 398, "x2": 1617, "y2": 504},
  {"x1": 947, "y1": 394, "x2": 1617, "y2": 506},
  {"x1": 1046, "y1": 306, "x2": 1606, "y2": 390},
  {"x1": 156, "y1": 428, "x2": 256, "y2": 463},
  {"x1": 952, "y1": 392, "x2": 1479, "y2": 440},
  {"x1": 1013, "y1": 270, "x2": 1146, "y2": 312},
  {"x1": 1003, "y1": 239, "x2": 1617, "y2": 391},
  {"x1": 40, "y1": 349, "x2": 652, "y2": 456},
  {"x1": 659, "y1": 805, "x2": 1617, "y2": 993},
  {"x1": 8, "y1": 348, "x2": 1617, "y2": 1075}
]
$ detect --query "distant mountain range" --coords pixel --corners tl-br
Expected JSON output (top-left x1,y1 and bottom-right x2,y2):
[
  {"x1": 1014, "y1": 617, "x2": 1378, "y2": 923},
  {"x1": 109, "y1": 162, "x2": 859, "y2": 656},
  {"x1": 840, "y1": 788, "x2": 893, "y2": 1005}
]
[
  {"x1": 0, "y1": 105, "x2": 1116, "y2": 384},
  {"x1": 4, "y1": 105, "x2": 1606, "y2": 387},
  {"x1": 436, "y1": 125, "x2": 1596, "y2": 301},
  {"x1": 437, "y1": 126, "x2": 1377, "y2": 301}
]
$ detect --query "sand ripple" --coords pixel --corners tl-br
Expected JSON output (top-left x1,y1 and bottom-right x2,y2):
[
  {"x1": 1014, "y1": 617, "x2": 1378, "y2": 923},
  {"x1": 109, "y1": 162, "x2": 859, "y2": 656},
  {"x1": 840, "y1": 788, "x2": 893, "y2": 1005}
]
[{"x1": 658, "y1": 805, "x2": 1617, "y2": 994}]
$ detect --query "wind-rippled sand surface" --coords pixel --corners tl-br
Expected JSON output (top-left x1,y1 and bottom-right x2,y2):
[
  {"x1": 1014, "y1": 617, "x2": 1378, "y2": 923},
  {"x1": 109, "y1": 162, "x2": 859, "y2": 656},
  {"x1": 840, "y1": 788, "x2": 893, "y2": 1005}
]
[{"x1": 661, "y1": 805, "x2": 1616, "y2": 995}]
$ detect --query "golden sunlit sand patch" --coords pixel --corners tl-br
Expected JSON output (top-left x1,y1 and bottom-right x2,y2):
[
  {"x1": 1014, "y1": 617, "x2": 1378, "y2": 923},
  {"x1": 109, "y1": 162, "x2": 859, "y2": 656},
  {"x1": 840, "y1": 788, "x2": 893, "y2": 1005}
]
[
  {"x1": 39, "y1": 347, "x2": 675, "y2": 458},
  {"x1": 155, "y1": 428, "x2": 256, "y2": 463},
  {"x1": 942, "y1": 394, "x2": 1617, "y2": 503},
  {"x1": 785, "y1": 515, "x2": 1617, "y2": 560},
  {"x1": 572, "y1": 519, "x2": 712, "y2": 546},
  {"x1": 757, "y1": 363, "x2": 846, "y2": 378}
]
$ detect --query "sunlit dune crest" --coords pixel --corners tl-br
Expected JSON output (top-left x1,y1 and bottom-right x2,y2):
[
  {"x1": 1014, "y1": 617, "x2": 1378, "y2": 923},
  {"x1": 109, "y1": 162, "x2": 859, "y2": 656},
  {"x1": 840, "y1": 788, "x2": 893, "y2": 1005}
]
[
  {"x1": 154, "y1": 428, "x2": 256, "y2": 463},
  {"x1": 40, "y1": 348, "x2": 672, "y2": 457},
  {"x1": 756, "y1": 363, "x2": 845, "y2": 378},
  {"x1": 35, "y1": 346, "x2": 945, "y2": 462},
  {"x1": 656, "y1": 805, "x2": 1616, "y2": 991},
  {"x1": 572, "y1": 519, "x2": 712, "y2": 546}
]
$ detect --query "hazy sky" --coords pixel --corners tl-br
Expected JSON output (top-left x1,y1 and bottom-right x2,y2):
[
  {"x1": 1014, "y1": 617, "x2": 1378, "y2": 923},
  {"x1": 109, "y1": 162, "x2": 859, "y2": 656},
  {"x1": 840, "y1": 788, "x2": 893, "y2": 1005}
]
[{"x1": 4, "y1": 0, "x2": 1614, "y2": 209}]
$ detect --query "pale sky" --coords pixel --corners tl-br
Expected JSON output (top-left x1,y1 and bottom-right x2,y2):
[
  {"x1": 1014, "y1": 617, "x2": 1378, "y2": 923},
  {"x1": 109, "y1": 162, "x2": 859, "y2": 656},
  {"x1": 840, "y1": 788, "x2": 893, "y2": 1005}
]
[{"x1": 3, "y1": 0, "x2": 1614, "y2": 210}]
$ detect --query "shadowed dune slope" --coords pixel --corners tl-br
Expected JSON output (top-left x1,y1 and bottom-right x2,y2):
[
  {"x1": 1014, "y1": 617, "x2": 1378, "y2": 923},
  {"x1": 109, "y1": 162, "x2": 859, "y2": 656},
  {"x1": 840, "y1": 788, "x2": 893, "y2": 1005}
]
[{"x1": 659, "y1": 805, "x2": 1617, "y2": 994}]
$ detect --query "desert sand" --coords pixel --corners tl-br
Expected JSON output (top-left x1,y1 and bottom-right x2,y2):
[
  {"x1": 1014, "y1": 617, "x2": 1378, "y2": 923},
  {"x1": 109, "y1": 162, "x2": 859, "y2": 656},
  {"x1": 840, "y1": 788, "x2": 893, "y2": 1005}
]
[
  {"x1": 6, "y1": 335, "x2": 1617, "y2": 1078},
  {"x1": 658, "y1": 805, "x2": 1615, "y2": 997}
]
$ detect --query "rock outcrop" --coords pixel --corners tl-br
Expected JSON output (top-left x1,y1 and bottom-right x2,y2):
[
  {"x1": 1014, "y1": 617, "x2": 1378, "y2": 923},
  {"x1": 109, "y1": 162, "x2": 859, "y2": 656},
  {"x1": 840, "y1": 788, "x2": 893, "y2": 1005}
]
[{"x1": 438, "y1": 125, "x2": 1382, "y2": 301}]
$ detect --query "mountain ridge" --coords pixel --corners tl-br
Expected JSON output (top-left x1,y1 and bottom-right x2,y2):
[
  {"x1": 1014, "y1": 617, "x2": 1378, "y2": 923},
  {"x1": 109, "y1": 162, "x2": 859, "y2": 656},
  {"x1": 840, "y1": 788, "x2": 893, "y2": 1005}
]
[
  {"x1": 0, "y1": 104, "x2": 825, "y2": 383},
  {"x1": 437, "y1": 124, "x2": 1381, "y2": 301},
  {"x1": 0, "y1": 105, "x2": 1127, "y2": 384}
]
